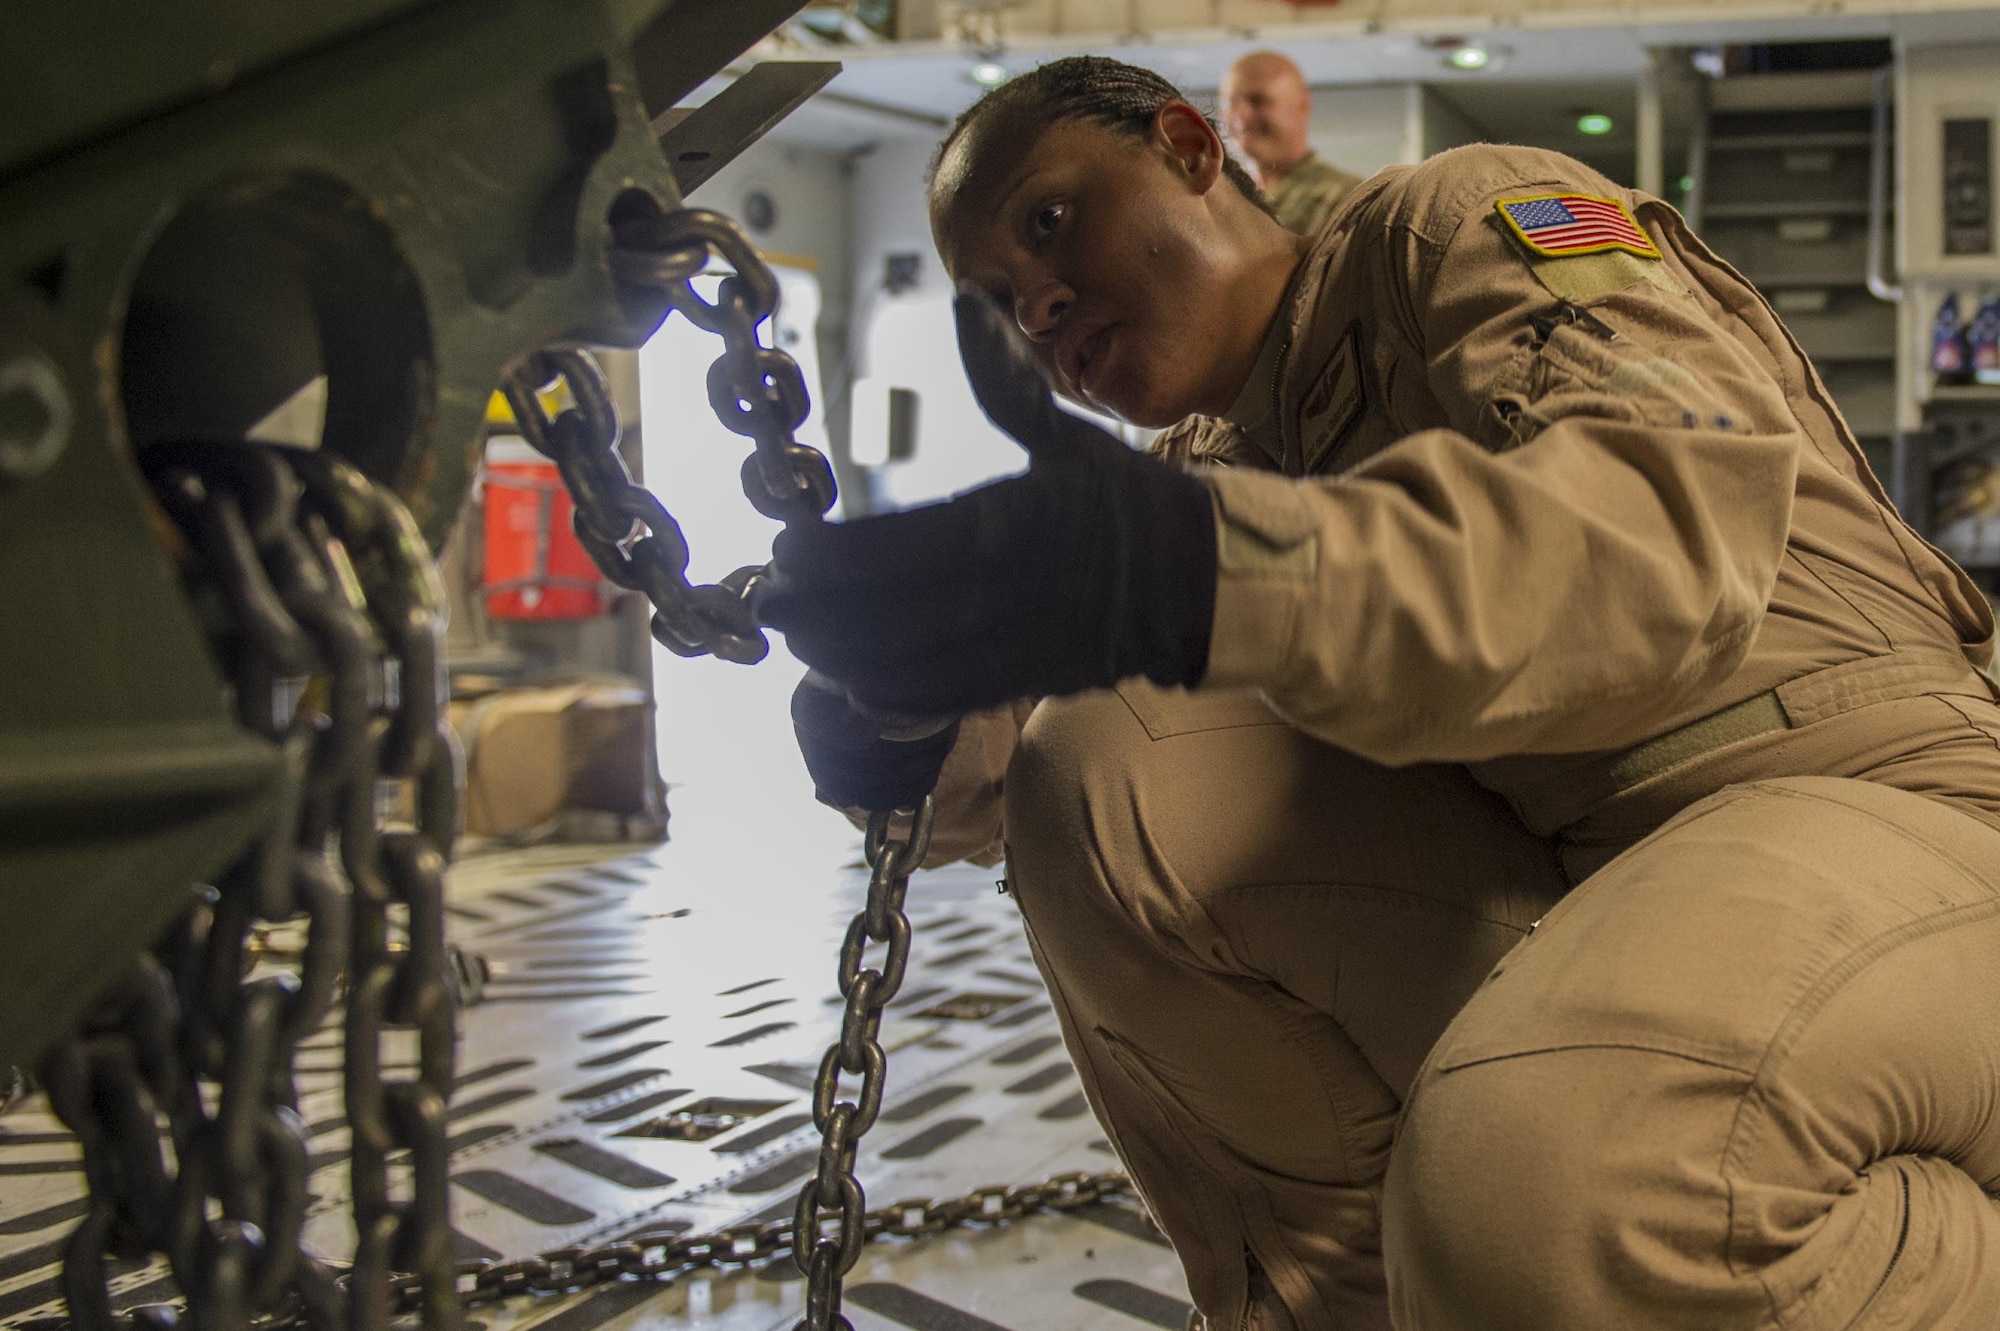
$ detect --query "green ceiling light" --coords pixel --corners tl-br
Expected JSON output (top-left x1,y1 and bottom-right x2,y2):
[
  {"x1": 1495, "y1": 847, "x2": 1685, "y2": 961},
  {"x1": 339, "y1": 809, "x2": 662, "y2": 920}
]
[
  {"x1": 1448, "y1": 45, "x2": 1490, "y2": 70},
  {"x1": 1577, "y1": 112, "x2": 1615, "y2": 136},
  {"x1": 969, "y1": 60, "x2": 1010, "y2": 88}
]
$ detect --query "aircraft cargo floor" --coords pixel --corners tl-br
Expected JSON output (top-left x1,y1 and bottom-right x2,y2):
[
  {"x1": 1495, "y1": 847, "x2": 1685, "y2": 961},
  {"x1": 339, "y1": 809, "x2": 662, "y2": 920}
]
[{"x1": 0, "y1": 785, "x2": 1194, "y2": 1331}]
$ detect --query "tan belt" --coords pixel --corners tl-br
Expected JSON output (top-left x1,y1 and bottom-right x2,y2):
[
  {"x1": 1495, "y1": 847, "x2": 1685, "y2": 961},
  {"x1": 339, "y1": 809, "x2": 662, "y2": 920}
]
[
  {"x1": 1604, "y1": 690, "x2": 1790, "y2": 791},
  {"x1": 1491, "y1": 648, "x2": 1998, "y2": 829},
  {"x1": 1617, "y1": 647, "x2": 1997, "y2": 789}
]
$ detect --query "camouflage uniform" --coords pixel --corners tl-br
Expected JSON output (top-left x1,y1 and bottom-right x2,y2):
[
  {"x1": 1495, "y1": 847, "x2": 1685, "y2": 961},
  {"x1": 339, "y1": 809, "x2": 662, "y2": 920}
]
[{"x1": 1263, "y1": 151, "x2": 1362, "y2": 237}]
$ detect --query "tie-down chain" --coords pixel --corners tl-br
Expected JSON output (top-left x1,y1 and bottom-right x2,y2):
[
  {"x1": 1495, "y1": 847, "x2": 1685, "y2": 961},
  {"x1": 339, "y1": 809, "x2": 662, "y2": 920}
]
[
  {"x1": 36, "y1": 442, "x2": 462, "y2": 1331},
  {"x1": 504, "y1": 205, "x2": 1136, "y2": 1331},
  {"x1": 500, "y1": 207, "x2": 838, "y2": 669},
  {"x1": 28, "y1": 204, "x2": 1134, "y2": 1331}
]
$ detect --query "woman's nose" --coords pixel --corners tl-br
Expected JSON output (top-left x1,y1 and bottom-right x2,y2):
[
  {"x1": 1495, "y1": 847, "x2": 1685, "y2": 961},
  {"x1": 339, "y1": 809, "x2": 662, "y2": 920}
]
[{"x1": 1015, "y1": 282, "x2": 1071, "y2": 342}]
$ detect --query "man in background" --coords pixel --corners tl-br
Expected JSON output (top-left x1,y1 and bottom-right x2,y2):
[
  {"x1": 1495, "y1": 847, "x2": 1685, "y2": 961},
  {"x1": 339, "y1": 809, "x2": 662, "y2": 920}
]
[{"x1": 1218, "y1": 50, "x2": 1361, "y2": 237}]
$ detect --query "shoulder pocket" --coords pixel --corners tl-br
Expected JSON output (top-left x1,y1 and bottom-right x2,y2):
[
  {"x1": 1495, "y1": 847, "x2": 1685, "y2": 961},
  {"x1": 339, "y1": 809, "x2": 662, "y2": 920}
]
[{"x1": 1492, "y1": 321, "x2": 1757, "y2": 449}]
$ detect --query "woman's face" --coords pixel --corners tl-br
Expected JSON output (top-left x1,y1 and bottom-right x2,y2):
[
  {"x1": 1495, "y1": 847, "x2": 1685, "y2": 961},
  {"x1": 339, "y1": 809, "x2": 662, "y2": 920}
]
[{"x1": 930, "y1": 104, "x2": 1243, "y2": 428}]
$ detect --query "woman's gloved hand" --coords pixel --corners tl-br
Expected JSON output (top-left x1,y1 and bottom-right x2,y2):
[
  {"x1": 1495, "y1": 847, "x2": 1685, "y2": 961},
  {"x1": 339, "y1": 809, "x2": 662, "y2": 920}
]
[
  {"x1": 757, "y1": 290, "x2": 1218, "y2": 717},
  {"x1": 791, "y1": 673, "x2": 960, "y2": 811}
]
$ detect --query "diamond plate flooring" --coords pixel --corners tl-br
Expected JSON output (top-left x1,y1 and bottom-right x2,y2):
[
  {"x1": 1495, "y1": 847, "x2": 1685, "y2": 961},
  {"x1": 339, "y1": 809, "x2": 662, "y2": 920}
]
[{"x1": 0, "y1": 793, "x2": 1193, "y2": 1331}]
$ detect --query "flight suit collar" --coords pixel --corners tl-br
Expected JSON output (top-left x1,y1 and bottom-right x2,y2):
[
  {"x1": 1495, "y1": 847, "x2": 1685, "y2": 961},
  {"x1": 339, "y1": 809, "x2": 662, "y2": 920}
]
[
  {"x1": 1148, "y1": 167, "x2": 1404, "y2": 476},
  {"x1": 1221, "y1": 262, "x2": 1305, "y2": 466},
  {"x1": 1262, "y1": 171, "x2": 1393, "y2": 475}
]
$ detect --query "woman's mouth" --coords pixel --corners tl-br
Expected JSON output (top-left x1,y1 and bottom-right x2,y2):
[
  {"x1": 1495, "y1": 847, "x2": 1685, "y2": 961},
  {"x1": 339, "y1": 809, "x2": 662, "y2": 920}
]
[{"x1": 1072, "y1": 325, "x2": 1115, "y2": 395}]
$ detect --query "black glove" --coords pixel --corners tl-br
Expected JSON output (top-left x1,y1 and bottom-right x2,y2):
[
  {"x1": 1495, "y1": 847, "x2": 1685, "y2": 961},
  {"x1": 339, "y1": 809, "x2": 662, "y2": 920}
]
[
  {"x1": 758, "y1": 291, "x2": 1217, "y2": 717},
  {"x1": 791, "y1": 673, "x2": 960, "y2": 810}
]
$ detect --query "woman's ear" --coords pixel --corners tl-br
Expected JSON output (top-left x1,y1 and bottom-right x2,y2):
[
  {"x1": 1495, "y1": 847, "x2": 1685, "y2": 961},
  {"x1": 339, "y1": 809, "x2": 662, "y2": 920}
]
[{"x1": 1155, "y1": 101, "x2": 1225, "y2": 195}]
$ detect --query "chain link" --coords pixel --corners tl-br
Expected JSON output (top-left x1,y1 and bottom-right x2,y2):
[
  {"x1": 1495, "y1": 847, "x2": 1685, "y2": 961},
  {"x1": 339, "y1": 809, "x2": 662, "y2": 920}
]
[
  {"x1": 383, "y1": 1169, "x2": 1135, "y2": 1312},
  {"x1": 20, "y1": 1164, "x2": 1138, "y2": 1331},
  {"x1": 36, "y1": 441, "x2": 461, "y2": 1331},
  {"x1": 286, "y1": 450, "x2": 462, "y2": 1331},
  {"x1": 503, "y1": 208, "x2": 836, "y2": 667},
  {"x1": 789, "y1": 802, "x2": 933, "y2": 1331}
]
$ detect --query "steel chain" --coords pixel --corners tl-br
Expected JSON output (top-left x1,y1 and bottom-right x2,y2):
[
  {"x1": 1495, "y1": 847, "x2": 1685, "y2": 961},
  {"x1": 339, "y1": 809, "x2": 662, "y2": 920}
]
[
  {"x1": 35, "y1": 442, "x2": 461, "y2": 1331},
  {"x1": 502, "y1": 207, "x2": 836, "y2": 668},
  {"x1": 32, "y1": 204, "x2": 1137, "y2": 1331},
  {"x1": 287, "y1": 450, "x2": 462, "y2": 1331},
  {"x1": 388, "y1": 1169, "x2": 1134, "y2": 1311},
  {"x1": 21, "y1": 1147, "x2": 1133, "y2": 1327},
  {"x1": 500, "y1": 208, "x2": 1116, "y2": 1331},
  {"x1": 787, "y1": 802, "x2": 933, "y2": 1331}
]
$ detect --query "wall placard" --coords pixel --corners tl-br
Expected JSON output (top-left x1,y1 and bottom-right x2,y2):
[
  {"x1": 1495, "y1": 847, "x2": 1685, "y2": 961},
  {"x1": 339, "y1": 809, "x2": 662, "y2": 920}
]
[{"x1": 1944, "y1": 116, "x2": 1994, "y2": 256}]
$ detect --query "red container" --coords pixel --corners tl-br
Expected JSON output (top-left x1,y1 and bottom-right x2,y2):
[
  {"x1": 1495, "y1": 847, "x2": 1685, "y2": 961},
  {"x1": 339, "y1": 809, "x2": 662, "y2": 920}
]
[{"x1": 481, "y1": 436, "x2": 607, "y2": 619}]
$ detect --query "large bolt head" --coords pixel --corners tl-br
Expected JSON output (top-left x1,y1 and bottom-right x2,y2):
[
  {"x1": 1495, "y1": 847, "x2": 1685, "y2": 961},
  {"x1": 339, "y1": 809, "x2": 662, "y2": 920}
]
[{"x1": 0, "y1": 354, "x2": 70, "y2": 480}]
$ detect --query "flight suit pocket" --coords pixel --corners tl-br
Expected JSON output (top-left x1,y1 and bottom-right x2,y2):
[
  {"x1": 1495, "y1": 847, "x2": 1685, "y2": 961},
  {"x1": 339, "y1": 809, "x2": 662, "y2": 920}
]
[
  {"x1": 1938, "y1": 693, "x2": 2000, "y2": 752},
  {"x1": 1114, "y1": 680, "x2": 1285, "y2": 741},
  {"x1": 1095, "y1": 1031, "x2": 1256, "y2": 1326},
  {"x1": 1785, "y1": 548, "x2": 1896, "y2": 651},
  {"x1": 1098, "y1": 1030, "x2": 1340, "y2": 1331}
]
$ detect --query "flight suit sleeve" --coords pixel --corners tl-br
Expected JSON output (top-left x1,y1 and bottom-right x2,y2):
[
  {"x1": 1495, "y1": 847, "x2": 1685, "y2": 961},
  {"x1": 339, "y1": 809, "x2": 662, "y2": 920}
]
[
  {"x1": 1199, "y1": 180, "x2": 1802, "y2": 764},
  {"x1": 831, "y1": 699, "x2": 1035, "y2": 868}
]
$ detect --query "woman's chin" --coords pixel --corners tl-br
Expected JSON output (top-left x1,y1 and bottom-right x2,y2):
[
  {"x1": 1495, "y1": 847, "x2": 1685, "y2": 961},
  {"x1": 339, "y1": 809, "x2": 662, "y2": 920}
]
[
  {"x1": 1112, "y1": 392, "x2": 1198, "y2": 431},
  {"x1": 1084, "y1": 372, "x2": 1187, "y2": 430}
]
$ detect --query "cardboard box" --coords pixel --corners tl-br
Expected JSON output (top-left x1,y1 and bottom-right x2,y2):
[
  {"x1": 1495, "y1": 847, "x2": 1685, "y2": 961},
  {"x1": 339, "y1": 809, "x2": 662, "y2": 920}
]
[{"x1": 450, "y1": 681, "x2": 659, "y2": 839}]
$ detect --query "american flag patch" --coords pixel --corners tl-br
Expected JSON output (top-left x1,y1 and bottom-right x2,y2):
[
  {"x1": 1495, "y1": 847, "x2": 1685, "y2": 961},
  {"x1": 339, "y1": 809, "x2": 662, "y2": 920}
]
[{"x1": 1495, "y1": 192, "x2": 1661, "y2": 260}]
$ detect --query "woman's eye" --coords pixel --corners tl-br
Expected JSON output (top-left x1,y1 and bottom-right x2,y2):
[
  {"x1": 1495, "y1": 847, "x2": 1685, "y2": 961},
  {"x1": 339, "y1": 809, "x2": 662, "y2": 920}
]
[{"x1": 1031, "y1": 203, "x2": 1066, "y2": 239}]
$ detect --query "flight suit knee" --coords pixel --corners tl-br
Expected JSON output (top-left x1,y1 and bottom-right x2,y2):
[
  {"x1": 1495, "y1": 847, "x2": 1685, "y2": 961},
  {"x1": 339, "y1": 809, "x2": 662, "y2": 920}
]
[
  {"x1": 1003, "y1": 686, "x2": 1165, "y2": 947},
  {"x1": 1004, "y1": 682, "x2": 1313, "y2": 969},
  {"x1": 1385, "y1": 1043, "x2": 1754, "y2": 1330},
  {"x1": 1003, "y1": 683, "x2": 1575, "y2": 1331},
  {"x1": 1004, "y1": 680, "x2": 1561, "y2": 983},
  {"x1": 1000, "y1": 686, "x2": 1349, "y2": 1328},
  {"x1": 1386, "y1": 971, "x2": 2000, "y2": 1331},
  {"x1": 1384, "y1": 777, "x2": 2000, "y2": 1331}
]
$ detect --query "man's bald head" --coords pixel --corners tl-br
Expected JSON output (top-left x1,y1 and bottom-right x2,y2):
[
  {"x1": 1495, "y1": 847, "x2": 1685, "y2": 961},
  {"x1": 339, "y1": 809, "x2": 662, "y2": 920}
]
[
  {"x1": 1229, "y1": 51, "x2": 1308, "y2": 91},
  {"x1": 1218, "y1": 51, "x2": 1313, "y2": 186}
]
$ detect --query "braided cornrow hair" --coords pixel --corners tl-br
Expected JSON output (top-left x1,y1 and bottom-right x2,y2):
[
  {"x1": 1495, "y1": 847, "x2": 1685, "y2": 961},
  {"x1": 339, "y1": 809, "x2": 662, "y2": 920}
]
[{"x1": 931, "y1": 54, "x2": 1275, "y2": 219}]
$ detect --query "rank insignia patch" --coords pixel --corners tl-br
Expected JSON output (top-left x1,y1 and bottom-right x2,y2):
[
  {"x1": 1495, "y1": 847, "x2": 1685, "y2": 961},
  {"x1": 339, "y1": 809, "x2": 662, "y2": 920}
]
[
  {"x1": 1496, "y1": 192, "x2": 1662, "y2": 260},
  {"x1": 1298, "y1": 324, "x2": 1363, "y2": 475}
]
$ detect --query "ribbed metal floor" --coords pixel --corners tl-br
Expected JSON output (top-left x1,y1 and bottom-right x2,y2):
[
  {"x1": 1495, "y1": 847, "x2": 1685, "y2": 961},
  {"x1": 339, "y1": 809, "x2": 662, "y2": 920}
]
[{"x1": 0, "y1": 814, "x2": 1193, "y2": 1331}]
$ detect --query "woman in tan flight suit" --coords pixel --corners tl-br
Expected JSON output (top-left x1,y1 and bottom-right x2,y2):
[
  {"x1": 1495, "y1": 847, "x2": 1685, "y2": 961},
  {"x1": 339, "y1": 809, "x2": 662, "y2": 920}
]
[{"x1": 760, "y1": 56, "x2": 2000, "y2": 1331}]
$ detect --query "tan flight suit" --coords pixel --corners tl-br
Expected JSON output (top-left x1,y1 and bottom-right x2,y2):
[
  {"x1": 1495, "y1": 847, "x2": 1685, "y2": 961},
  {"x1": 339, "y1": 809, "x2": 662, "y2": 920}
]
[
  {"x1": 1265, "y1": 152, "x2": 1364, "y2": 238},
  {"x1": 879, "y1": 143, "x2": 2000, "y2": 1330}
]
